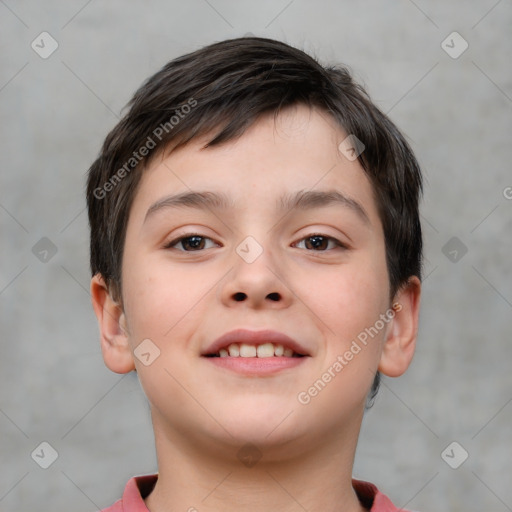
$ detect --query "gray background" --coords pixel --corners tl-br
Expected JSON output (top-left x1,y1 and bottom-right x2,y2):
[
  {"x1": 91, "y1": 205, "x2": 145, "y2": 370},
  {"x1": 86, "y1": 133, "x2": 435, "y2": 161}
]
[{"x1": 1, "y1": 1, "x2": 511, "y2": 511}]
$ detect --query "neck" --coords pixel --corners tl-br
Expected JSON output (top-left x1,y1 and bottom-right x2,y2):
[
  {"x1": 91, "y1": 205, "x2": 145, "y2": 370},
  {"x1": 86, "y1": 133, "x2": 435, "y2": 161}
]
[{"x1": 144, "y1": 411, "x2": 368, "y2": 512}]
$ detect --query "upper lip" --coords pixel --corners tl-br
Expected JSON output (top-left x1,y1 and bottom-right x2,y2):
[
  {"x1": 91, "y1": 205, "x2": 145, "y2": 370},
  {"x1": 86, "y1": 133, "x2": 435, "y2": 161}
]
[{"x1": 202, "y1": 329, "x2": 310, "y2": 356}]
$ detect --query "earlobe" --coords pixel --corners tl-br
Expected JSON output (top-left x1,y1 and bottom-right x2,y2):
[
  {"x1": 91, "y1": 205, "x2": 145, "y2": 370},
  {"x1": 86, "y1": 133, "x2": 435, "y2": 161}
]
[
  {"x1": 378, "y1": 276, "x2": 421, "y2": 377},
  {"x1": 90, "y1": 274, "x2": 135, "y2": 374}
]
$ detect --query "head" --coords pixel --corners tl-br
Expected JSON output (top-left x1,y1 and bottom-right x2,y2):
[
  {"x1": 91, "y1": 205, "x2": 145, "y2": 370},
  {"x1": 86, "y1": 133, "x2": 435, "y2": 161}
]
[{"x1": 87, "y1": 37, "x2": 422, "y2": 455}]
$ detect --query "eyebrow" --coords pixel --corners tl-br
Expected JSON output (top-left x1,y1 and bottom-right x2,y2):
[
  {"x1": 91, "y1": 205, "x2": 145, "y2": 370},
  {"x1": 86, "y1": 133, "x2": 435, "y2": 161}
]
[{"x1": 144, "y1": 189, "x2": 370, "y2": 225}]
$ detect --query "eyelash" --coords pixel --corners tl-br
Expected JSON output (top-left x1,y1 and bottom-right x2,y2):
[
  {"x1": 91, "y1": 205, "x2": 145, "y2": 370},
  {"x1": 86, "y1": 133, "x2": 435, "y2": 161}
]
[{"x1": 163, "y1": 233, "x2": 348, "y2": 252}]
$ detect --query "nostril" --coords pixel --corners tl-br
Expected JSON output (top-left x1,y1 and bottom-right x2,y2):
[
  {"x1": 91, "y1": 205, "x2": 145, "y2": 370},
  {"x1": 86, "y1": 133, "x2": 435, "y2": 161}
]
[{"x1": 232, "y1": 292, "x2": 280, "y2": 301}]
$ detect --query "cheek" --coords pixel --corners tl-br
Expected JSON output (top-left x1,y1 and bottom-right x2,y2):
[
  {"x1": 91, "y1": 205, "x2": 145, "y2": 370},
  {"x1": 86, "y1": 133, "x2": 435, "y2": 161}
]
[
  {"x1": 298, "y1": 261, "x2": 389, "y2": 413},
  {"x1": 121, "y1": 252, "x2": 214, "y2": 342},
  {"x1": 308, "y1": 255, "x2": 389, "y2": 335}
]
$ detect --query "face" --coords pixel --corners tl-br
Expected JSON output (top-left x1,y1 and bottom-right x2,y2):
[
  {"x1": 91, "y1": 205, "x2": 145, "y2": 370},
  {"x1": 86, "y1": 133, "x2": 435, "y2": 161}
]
[{"x1": 98, "y1": 105, "x2": 417, "y2": 459}]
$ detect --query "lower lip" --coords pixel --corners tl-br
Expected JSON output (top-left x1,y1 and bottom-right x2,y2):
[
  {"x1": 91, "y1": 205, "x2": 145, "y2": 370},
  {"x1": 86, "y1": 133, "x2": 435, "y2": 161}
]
[{"x1": 204, "y1": 356, "x2": 308, "y2": 375}]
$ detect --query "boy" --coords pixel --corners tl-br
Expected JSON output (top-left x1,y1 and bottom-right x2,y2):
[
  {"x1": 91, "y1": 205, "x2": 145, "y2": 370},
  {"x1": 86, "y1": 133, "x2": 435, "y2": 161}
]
[{"x1": 87, "y1": 36, "x2": 422, "y2": 511}]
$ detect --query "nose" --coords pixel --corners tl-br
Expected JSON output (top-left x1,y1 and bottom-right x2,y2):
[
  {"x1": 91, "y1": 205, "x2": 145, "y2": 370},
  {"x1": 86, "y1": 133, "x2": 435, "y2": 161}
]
[{"x1": 219, "y1": 238, "x2": 293, "y2": 310}]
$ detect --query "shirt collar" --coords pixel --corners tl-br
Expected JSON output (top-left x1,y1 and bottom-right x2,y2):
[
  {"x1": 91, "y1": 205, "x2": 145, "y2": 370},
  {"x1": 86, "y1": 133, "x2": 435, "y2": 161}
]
[{"x1": 113, "y1": 474, "x2": 403, "y2": 512}]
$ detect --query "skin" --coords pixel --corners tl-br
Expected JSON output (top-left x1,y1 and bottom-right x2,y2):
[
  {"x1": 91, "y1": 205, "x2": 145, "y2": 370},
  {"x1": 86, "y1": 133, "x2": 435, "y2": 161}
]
[{"x1": 91, "y1": 104, "x2": 421, "y2": 512}]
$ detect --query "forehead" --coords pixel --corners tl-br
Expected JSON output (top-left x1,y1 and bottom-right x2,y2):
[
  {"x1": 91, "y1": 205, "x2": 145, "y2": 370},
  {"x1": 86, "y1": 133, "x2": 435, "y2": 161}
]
[{"x1": 130, "y1": 105, "x2": 381, "y2": 228}]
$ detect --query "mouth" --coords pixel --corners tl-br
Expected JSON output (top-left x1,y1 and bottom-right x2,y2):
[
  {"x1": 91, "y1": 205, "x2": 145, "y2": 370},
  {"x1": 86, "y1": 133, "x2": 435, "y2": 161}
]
[
  {"x1": 204, "y1": 341, "x2": 305, "y2": 358},
  {"x1": 201, "y1": 329, "x2": 310, "y2": 375},
  {"x1": 202, "y1": 328, "x2": 310, "y2": 358}
]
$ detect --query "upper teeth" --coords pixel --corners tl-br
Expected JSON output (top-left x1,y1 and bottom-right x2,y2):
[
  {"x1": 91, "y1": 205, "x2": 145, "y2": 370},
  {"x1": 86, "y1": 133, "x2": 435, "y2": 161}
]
[{"x1": 217, "y1": 343, "x2": 295, "y2": 358}]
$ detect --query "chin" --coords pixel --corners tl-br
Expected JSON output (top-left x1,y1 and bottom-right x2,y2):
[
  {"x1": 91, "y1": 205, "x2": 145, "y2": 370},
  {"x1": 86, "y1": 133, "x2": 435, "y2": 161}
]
[{"x1": 214, "y1": 400, "x2": 304, "y2": 443}]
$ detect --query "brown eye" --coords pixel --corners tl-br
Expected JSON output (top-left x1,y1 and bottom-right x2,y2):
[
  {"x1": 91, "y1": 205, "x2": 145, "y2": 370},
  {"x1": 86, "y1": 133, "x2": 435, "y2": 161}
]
[
  {"x1": 164, "y1": 235, "x2": 217, "y2": 251},
  {"x1": 294, "y1": 234, "x2": 346, "y2": 251}
]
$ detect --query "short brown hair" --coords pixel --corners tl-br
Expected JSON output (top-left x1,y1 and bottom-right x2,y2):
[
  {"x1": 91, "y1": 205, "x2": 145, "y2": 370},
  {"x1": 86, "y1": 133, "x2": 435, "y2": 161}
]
[{"x1": 86, "y1": 36, "x2": 423, "y2": 403}]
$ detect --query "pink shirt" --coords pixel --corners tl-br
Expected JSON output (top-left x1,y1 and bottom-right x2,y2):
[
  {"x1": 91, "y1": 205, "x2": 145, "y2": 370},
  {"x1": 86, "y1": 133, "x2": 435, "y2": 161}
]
[{"x1": 99, "y1": 474, "x2": 411, "y2": 511}]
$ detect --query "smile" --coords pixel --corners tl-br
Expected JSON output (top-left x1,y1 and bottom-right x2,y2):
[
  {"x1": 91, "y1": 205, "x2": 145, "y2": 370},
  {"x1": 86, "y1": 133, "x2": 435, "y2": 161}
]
[{"x1": 206, "y1": 342, "x2": 304, "y2": 358}]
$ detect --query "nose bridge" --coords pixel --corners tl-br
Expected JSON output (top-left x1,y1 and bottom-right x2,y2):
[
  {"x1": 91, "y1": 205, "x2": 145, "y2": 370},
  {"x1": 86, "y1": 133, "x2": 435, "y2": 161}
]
[{"x1": 219, "y1": 232, "x2": 291, "y2": 307}]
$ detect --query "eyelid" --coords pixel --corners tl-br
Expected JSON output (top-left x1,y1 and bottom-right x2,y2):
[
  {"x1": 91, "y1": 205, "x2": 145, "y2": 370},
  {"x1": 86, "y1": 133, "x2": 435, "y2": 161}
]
[
  {"x1": 293, "y1": 233, "x2": 350, "y2": 251},
  {"x1": 163, "y1": 233, "x2": 219, "y2": 250},
  {"x1": 162, "y1": 232, "x2": 350, "y2": 252}
]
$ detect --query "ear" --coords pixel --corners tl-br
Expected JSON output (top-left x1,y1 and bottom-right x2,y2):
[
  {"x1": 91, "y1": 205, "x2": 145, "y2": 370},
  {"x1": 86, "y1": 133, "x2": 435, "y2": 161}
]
[
  {"x1": 378, "y1": 276, "x2": 421, "y2": 377},
  {"x1": 90, "y1": 274, "x2": 135, "y2": 374}
]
